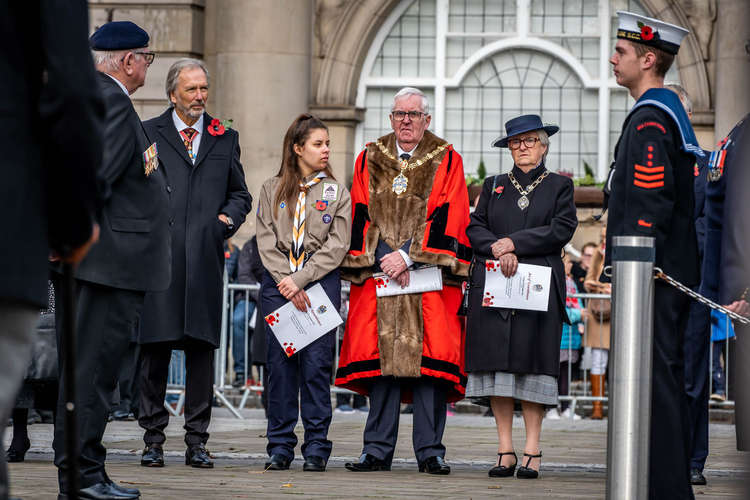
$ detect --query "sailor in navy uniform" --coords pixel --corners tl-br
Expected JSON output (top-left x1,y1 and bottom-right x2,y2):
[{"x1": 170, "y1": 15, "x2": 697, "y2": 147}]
[
  {"x1": 701, "y1": 114, "x2": 750, "y2": 453},
  {"x1": 605, "y1": 11, "x2": 703, "y2": 499}
]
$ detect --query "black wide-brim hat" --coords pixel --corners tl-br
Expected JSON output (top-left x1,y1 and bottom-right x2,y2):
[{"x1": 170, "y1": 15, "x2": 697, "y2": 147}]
[{"x1": 492, "y1": 114, "x2": 559, "y2": 148}]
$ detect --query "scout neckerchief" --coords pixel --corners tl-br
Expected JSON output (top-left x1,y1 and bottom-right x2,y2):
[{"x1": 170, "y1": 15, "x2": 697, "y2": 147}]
[
  {"x1": 375, "y1": 140, "x2": 449, "y2": 195},
  {"x1": 289, "y1": 172, "x2": 326, "y2": 272},
  {"x1": 630, "y1": 88, "x2": 705, "y2": 158}
]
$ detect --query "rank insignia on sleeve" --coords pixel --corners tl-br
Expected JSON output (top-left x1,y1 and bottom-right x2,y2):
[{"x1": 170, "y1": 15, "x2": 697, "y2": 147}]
[
  {"x1": 633, "y1": 162, "x2": 664, "y2": 189},
  {"x1": 142, "y1": 142, "x2": 159, "y2": 177}
]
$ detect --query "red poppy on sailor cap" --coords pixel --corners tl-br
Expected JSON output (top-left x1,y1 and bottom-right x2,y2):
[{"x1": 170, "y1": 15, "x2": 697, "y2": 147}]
[{"x1": 616, "y1": 11, "x2": 689, "y2": 55}]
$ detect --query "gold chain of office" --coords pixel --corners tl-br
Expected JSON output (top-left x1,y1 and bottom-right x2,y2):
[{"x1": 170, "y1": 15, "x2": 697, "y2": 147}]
[
  {"x1": 375, "y1": 141, "x2": 449, "y2": 195},
  {"x1": 507, "y1": 170, "x2": 550, "y2": 210}
]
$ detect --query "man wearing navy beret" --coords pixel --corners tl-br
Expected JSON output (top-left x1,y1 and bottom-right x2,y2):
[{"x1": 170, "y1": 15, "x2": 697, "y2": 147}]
[{"x1": 52, "y1": 20, "x2": 170, "y2": 500}]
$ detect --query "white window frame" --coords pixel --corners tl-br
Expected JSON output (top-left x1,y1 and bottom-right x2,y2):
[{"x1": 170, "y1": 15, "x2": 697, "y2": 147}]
[{"x1": 355, "y1": 0, "x2": 650, "y2": 181}]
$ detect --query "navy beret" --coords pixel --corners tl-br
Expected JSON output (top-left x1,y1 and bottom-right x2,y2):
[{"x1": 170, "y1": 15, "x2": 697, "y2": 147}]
[{"x1": 90, "y1": 21, "x2": 149, "y2": 51}]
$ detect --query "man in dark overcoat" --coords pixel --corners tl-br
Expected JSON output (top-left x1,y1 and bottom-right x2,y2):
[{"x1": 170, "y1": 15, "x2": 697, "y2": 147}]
[
  {"x1": 137, "y1": 58, "x2": 251, "y2": 469},
  {"x1": 0, "y1": 2, "x2": 103, "y2": 498},
  {"x1": 52, "y1": 21, "x2": 170, "y2": 500},
  {"x1": 702, "y1": 114, "x2": 750, "y2": 452},
  {"x1": 605, "y1": 11, "x2": 702, "y2": 500}
]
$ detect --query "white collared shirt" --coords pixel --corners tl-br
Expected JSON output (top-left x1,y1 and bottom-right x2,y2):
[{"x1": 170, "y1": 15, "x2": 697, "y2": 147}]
[
  {"x1": 172, "y1": 110, "x2": 204, "y2": 162},
  {"x1": 106, "y1": 73, "x2": 129, "y2": 96},
  {"x1": 396, "y1": 141, "x2": 418, "y2": 159}
]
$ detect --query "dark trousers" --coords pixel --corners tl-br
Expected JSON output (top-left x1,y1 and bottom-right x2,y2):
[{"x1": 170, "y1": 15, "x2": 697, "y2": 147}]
[
  {"x1": 649, "y1": 282, "x2": 694, "y2": 500},
  {"x1": 683, "y1": 294, "x2": 710, "y2": 472},
  {"x1": 735, "y1": 323, "x2": 750, "y2": 451},
  {"x1": 262, "y1": 270, "x2": 339, "y2": 461},
  {"x1": 138, "y1": 341, "x2": 214, "y2": 446},
  {"x1": 363, "y1": 377, "x2": 447, "y2": 464},
  {"x1": 113, "y1": 342, "x2": 141, "y2": 416},
  {"x1": 52, "y1": 279, "x2": 144, "y2": 492}
]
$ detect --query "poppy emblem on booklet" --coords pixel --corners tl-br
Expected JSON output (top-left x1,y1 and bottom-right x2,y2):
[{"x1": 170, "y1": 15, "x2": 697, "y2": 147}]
[
  {"x1": 483, "y1": 292, "x2": 495, "y2": 306},
  {"x1": 486, "y1": 261, "x2": 498, "y2": 272},
  {"x1": 374, "y1": 277, "x2": 390, "y2": 288},
  {"x1": 282, "y1": 342, "x2": 296, "y2": 357},
  {"x1": 317, "y1": 305, "x2": 327, "y2": 315},
  {"x1": 265, "y1": 312, "x2": 280, "y2": 326}
]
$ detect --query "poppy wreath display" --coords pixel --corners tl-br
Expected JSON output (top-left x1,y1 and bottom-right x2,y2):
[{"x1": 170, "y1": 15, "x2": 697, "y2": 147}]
[{"x1": 208, "y1": 118, "x2": 233, "y2": 136}]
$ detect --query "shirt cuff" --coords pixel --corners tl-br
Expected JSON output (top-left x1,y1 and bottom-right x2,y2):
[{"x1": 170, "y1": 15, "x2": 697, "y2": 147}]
[{"x1": 398, "y1": 249, "x2": 414, "y2": 268}]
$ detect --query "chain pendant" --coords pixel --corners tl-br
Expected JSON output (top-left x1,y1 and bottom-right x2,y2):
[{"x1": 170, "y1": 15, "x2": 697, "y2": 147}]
[
  {"x1": 517, "y1": 195, "x2": 529, "y2": 210},
  {"x1": 392, "y1": 172, "x2": 408, "y2": 194}
]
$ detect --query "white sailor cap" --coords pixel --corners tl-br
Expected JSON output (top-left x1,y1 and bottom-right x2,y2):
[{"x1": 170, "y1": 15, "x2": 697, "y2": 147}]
[{"x1": 616, "y1": 11, "x2": 689, "y2": 55}]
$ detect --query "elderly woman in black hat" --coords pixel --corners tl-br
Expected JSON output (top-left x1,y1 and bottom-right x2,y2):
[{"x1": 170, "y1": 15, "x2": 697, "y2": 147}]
[{"x1": 464, "y1": 114, "x2": 577, "y2": 479}]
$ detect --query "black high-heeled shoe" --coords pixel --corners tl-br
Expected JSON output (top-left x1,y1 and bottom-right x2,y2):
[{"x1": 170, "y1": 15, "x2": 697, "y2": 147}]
[
  {"x1": 6, "y1": 437, "x2": 31, "y2": 463},
  {"x1": 516, "y1": 451, "x2": 542, "y2": 479},
  {"x1": 488, "y1": 451, "x2": 517, "y2": 477}
]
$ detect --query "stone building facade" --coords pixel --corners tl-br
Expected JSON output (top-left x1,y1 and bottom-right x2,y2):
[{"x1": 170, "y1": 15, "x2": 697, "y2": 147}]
[{"x1": 88, "y1": 0, "x2": 750, "y2": 241}]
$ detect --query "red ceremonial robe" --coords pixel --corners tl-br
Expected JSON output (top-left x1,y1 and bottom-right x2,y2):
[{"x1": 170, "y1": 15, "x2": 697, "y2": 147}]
[{"x1": 335, "y1": 131, "x2": 471, "y2": 402}]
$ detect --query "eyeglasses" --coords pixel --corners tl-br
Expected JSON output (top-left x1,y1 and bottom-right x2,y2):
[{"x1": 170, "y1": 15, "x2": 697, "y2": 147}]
[
  {"x1": 508, "y1": 137, "x2": 540, "y2": 149},
  {"x1": 135, "y1": 51, "x2": 155, "y2": 65},
  {"x1": 391, "y1": 110, "x2": 426, "y2": 121}
]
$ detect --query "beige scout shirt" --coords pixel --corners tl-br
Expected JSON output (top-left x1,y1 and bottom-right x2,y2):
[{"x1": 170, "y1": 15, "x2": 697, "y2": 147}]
[{"x1": 256, "y1": 174, "x2": 352, "y2": 289}]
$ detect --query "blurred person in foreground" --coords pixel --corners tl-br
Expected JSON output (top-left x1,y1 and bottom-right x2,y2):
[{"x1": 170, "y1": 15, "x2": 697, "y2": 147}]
[
  {"x1": 0, "y1": 2, "x2": 102, "y2": 498},
  {"x1": 605, "y1": 11, "x2": 703, "y2": 499},
  {"x1": 465, "y1": 114, "x2": 577, "y2": 479},
  {"x1": 702, "y1": 112, "x2": 750, "y2": 453},
  {"x1": 52, "y1": 21, "x2": 170, "y2": 500},
  {"x1": 137, "y1": 58, "x2": 251, "y2": 470},
  {"x1": 337, "y1": 87, "x2": 471, "y2": 475}
]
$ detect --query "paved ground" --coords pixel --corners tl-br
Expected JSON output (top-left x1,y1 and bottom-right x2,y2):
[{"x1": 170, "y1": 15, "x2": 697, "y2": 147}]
[{"x1": 5, "y1": 408, "x2": 748, "y2": 499}]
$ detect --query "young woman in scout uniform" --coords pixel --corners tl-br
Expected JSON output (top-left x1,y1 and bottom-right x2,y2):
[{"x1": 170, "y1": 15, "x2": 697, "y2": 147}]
[{"x1": 256, "y1": 114, "x2": 352, "y2": 472}]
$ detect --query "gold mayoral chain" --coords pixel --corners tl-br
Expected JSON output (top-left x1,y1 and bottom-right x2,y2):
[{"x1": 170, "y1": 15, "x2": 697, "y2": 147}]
[
  {"x1": 507, "y1": 170, "x2": 550, "y2": 210},
  {"x1": 376, "y1": 141, "x2": 449, "y2": 195}
]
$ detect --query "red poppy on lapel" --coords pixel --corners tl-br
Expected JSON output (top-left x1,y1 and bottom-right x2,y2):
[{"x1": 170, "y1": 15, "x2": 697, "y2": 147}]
[
  {"x1": 494, "y1": 185, "x2": 504, "y2": 198},
  {"x1": 315, "y1": 200, "x2": 328, "y2": 211},
  {"x1": 208, "y1": 118, "x2": 225, "y2": 136}
]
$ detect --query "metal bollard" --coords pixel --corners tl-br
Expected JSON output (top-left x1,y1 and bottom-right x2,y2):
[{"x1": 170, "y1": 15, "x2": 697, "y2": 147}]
[{"x1": 606, "y1": 236, "x2": 655, "y2": 500}]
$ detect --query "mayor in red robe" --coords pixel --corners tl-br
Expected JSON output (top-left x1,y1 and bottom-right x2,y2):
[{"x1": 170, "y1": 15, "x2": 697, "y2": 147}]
[{"x1": 336, "y1": 88, "x2": 471, "y2": 475}]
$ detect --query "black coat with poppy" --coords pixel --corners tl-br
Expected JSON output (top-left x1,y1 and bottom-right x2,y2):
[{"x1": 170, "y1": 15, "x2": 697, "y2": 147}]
[
  {"x1": 465, "y1": 165, "x2": 577, "y2": 377},
  {"x1": 138, "y1": 109, "x2": 252, "y2": 348}
]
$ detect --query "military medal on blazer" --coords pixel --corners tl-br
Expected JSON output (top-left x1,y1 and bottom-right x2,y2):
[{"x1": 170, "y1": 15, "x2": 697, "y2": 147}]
[
  {"x1": 142, "y1": 142, "x2": 159, "y2": 176},
  {"x1": 374, "y1": 140, "x2": 449, "y2": 195}
]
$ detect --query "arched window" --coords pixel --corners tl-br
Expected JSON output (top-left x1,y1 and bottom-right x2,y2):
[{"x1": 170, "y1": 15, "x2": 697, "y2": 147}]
[{"x1": 356, "y1": 0, "x2": 680, "y2": 180}]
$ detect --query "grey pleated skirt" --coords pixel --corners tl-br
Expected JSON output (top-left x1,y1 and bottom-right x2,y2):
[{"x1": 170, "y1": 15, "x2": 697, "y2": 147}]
[{"x1": 465, "y1": 371, "x2": 558, "y2": 406}]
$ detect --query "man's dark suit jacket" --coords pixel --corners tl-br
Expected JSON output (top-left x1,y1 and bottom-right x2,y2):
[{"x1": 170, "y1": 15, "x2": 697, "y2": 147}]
[
  {"x1": 74, "y1": 73, "x2": 171, "y2": 292},
  {"x1": 0, "y1": 0, "x2": 103, "y2": 307},
  {"x1": 138, "y1": 109, "x2": 251, "y2": 347}
]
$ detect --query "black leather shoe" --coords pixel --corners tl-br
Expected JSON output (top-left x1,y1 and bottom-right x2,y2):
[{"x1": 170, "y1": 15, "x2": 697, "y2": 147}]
[
  {"x1": 690, "y1": 468, "x2": 707, "y2": 485},
  {"x1": 57, "y1": 481, "x2": 140, "y2": 499},
  {"x1": 140, "y1": 444, "x2": 164, "y2": 467},
  {"x1": 345, "y1": 453, "x2": 390, "y2": 472},
  {"x1": 104, "y1": 473, "x2": 140, "y2": 496},
  {"x1": 264, "y1": 454, "x2": 292, "y2": 470},
  {"x1": 516, "y1": 451, "x2": 542, "y2": 479},
  {"x1": 111, "y1": 410, "x2": 135, "y2": 421},
  {"x1": 185, "y1": 443, "x2": 214, "y2": 468},
  {"x1": 302, "y1": 455, "x2": 327, "y2": 472},
  {"x1": 488, "y1": 451, "x2": 517, "y2": 477},
  {"x1": 6, "y1": 437, "x2": 31, "y2": 462},
  {"x1": 418, "y1": 456, "x2": 450, "y2": 475}
]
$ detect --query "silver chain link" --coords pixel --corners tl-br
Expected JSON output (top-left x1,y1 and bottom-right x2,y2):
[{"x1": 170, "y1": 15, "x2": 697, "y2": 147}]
[{"x1": 654, "y1": 268, "x2": 750, "y2": 325}]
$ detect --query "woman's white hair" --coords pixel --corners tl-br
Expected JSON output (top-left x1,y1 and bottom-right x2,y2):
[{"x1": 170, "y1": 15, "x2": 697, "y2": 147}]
[{"x1": 392, "y1": 87, "x2": 430, "y2": 114}]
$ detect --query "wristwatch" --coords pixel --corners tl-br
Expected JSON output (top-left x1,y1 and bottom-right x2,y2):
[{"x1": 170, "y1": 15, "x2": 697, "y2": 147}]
[{"x1": 223, "y1": 215, "x2": 234, "y2": 231}]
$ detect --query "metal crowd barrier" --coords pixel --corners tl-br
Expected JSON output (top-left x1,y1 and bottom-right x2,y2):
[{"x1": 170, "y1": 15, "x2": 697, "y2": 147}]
[{"x1": 162, "y1": 273, "x2": 738, "y2": 420}]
